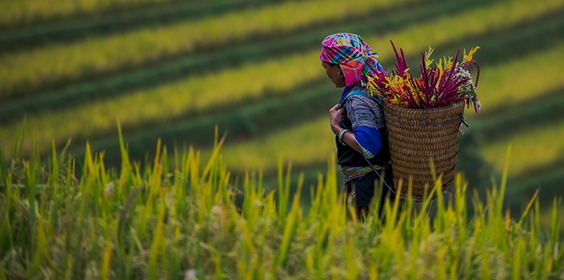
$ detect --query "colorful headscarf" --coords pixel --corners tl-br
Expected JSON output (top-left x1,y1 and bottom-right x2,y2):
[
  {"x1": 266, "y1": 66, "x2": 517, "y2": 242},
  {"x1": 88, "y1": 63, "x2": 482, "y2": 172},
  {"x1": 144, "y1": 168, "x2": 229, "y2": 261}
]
[{"x1": 320, "y1": 33, "x2": 384, "y2": 89}]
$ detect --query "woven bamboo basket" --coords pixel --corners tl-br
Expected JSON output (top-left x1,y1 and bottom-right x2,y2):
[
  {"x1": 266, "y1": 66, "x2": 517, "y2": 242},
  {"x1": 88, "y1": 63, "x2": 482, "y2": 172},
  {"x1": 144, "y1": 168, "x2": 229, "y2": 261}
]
[{"x1": 382, "y1": 100, "x2": 465, "y2": 200}]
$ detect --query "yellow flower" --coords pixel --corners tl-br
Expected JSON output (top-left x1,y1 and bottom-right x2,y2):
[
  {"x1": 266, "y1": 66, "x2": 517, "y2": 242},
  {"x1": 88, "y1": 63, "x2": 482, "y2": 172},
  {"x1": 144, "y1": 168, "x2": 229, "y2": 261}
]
[
  {"x1": 464, "y1": 46, "x2": 480, "y2": 62},
  {"x1": 436, "y1": 58, "x2": 444, "y2": 85},
  {"x1": 443, "y1": 56, "x2": 453, "y2": 71},
  {"x1": 389, "y1": 94, "x2": 400, "y2": 105},
  {"x1": 425, "y1": 46, "x2": 435, "y2": 70}
]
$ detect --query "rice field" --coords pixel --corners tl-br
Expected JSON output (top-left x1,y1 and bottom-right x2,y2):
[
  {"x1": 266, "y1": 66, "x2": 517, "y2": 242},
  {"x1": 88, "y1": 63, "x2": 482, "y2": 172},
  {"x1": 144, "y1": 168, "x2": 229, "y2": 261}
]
[
  {"x1": 472, "y1": 43, "x2": 564, "y2": 113},
  {"x1": 0, "y1": 52, "x2": 320, "y2": 161},
  {"x1": 0, "y1": 0, "x2": 426, "y2": 99},
  {"x1": 0, "y1": 135, "x2": 562, "y2": 279},
  {"x1": 1, "y1": 0, "x2": 559, "y2": 99},
  {"x1": 0, "y1": 0, "x2": 190, "y2": 28},
  {"x1": 2, "y1": 0, "x2": 562, "y2": 162},
  {"x1": 207, "y1": 117, "x2": 334, "y2": 173},
  {"x1": 1, "y1": 0, "x2": 564, "y2": 277},
  {"x1": 480, "y1": 118, "x2": 564, "y2": 176}
]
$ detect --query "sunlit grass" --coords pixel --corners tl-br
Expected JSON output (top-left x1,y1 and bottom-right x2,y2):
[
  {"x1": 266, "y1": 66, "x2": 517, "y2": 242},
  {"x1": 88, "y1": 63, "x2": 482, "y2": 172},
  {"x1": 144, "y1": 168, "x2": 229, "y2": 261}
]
[
  {"x1": 2, "y1": 0, "x2": 562, "y2": 161},
  {"x1": 0, "y1": 0, "x2": 423, "y2": 99},
  {"x1": 480, "y1": 118, "x2": 564, "y2": 176},
  {"x1": 539, "y1": 205, "x2": 564, "y2": 236},
  {"x1": 0, "y1": 132, "x2": 562, "y2": 279},
  {"x1": 206, "y1": 117, "x2": 334, "y2": 173}
]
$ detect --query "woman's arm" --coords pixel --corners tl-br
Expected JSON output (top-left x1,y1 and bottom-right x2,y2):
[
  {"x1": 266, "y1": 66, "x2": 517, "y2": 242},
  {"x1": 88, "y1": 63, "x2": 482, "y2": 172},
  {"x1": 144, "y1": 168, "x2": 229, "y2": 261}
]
[
  {"x1": 329, "y1": 104, "x2": 364, "y2": 154},
  {"x1": 330, "y1": 95, "x2": 384, "y2": 158}
]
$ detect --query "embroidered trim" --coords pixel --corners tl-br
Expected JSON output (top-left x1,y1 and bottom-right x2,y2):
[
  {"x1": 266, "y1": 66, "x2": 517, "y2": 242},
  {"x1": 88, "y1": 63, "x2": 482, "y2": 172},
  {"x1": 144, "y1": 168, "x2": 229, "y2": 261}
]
[
  {"x1": 342, "y1": 164, "x2": 386, "y2": 185},
  {"x1": 358, "y1": 141, "x2": 375, "y2": 159}
]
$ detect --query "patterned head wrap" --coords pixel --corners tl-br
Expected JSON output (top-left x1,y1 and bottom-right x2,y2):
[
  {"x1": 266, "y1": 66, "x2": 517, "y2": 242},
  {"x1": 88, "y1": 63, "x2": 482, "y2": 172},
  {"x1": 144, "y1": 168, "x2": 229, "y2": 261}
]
[{"x1": 320, "y1": 33, "x2": 384, "y2": 88}]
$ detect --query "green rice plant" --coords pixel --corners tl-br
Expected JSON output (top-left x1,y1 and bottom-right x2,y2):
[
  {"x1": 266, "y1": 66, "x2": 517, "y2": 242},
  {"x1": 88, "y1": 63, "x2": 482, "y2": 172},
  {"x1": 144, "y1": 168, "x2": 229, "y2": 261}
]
[
  {"x1": 3, "y1": 0, "x2": 563, "y2": 162},
  {"x1": 0, "y1": 132, "x2": 562, "y2": 279},
  {"x1": 480, "y1": 118, "x2": 564, "y2": 176},
  {"x1": 0, "y1": 0, "x2": 187, "y2": 29},
  {"x1": 0, "y1": 0, "x2": 429, "y2": 99}
]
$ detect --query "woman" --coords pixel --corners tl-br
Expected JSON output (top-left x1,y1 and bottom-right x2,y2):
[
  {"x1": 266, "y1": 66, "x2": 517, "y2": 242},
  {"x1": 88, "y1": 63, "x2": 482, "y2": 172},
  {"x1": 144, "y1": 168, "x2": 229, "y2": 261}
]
[{"x1": 320, "y1": 33, "x2": 395, "y2": 220}]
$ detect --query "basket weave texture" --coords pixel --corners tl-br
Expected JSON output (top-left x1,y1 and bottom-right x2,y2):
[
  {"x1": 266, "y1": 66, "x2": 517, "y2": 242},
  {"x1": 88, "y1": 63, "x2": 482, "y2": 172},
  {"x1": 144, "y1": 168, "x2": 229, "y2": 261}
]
[{"x1": 382, "y1": 101, "x2": 465, "y2": 200}]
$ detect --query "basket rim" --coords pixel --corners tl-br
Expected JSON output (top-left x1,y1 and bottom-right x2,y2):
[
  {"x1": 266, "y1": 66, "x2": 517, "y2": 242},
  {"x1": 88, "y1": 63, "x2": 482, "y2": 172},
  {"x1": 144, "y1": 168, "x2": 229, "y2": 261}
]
[{"x1": 382, "y1": 99, "x2": 464, "y2": 112}]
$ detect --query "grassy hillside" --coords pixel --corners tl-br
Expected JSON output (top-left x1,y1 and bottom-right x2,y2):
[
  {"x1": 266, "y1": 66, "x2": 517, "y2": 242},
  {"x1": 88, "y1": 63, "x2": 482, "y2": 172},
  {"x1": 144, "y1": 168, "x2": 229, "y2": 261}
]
[{"x1": 1, "y1": 0, "x2": 563, "y2": 214}]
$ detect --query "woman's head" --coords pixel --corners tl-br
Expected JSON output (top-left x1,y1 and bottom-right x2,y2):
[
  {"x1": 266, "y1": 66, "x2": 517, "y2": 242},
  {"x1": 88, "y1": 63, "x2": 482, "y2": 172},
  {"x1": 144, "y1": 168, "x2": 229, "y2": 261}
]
[
  {"x1": 320, "y1": 33, "x2": 384, "y2": 88},
  {"x1": 321, "y1": 61, "x2": 346, "y2": 88}
]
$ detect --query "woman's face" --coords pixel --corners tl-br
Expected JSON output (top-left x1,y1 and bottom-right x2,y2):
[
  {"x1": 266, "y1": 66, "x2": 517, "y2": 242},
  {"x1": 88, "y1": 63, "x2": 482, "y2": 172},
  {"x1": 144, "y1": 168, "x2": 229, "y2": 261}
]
[{"x1": 322, "y1": 61, "x2": 346, "y2": 88}]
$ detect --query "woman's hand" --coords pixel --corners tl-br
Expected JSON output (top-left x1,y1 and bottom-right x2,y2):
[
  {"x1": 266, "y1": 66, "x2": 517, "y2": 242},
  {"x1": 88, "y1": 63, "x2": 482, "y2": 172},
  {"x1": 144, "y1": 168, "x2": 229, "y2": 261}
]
[
  {"x1": 329, "y1": 104, "x2": 345, "y2": 135},
  {"x1": 329, "y1": 103, "x2": 363, "y2": 153}
]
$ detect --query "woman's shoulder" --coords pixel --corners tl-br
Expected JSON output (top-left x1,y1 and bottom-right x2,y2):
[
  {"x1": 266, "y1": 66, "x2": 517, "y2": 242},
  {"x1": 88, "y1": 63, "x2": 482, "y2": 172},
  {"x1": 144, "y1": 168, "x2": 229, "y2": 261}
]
[
  {"x1": 346, "y1": 85, "x2": 381, "y2": 105},
  {"x1": 347, "y1": 95, "x2": 381, "y2": 111},
  {"x1": 349, "y1": 84, "x2": 369, "y2": 94}
]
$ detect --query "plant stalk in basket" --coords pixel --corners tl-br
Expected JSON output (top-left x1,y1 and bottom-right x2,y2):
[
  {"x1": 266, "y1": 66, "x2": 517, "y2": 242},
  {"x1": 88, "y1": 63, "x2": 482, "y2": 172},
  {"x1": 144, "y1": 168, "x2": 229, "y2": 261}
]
[{"x1": 368, "y1": 40, "x2": 481, "y2": 113}]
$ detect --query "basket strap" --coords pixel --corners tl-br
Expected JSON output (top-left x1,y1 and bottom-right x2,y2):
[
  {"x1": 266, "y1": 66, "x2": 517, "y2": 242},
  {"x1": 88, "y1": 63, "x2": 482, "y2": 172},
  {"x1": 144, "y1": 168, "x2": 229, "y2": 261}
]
[{"x1": 342, "y1": 90, "x2": 383, "y2": 107}]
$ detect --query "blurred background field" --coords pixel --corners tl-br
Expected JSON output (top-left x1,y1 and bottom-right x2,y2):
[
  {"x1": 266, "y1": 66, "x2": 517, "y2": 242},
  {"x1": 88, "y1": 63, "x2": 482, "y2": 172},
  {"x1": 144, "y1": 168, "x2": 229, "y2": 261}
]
[{"x1": 1, "y1": 0, "x2": 563, "y2": 215}]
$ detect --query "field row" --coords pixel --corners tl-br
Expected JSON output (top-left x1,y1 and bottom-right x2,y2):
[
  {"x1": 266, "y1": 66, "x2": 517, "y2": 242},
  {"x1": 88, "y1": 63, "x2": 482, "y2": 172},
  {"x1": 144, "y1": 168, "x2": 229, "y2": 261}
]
[
  {"x1": 0, "y1": 0, "x2": 429, "y2": 99},
  {"x1": 218, "y1": 117, "x2": 335, "y2": 174},
  {"x1": 480, "y1": 118, "x2": 564, "y2": 176},
  {"x1": 67, "y1": 82, "x2": 337, "y2": 166},
  {"x1": 0, "y1": 0, "x2": 295, "y2": 54},
  {"x1": 473, "y1": 49, "x2": 564, "y2": 113},
  {"x1": 474, "y1": 87, "x2": 564, "y2": 143},
  {"x1": 2, "y1": 5, "x2": 563, "y2": 162},
  {"x1": 0, "y1": 0, "x2": 195, "y2": 29},
  {"x1": 507, "y1": 161, "x2": 564, "y2": 206}
]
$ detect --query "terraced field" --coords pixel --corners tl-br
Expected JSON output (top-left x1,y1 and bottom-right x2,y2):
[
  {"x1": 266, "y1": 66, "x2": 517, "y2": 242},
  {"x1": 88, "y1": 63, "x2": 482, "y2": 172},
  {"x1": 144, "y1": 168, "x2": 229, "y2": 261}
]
[{"x1": 1, "y1": 0, "x2": 563, "y2": 213}]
